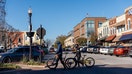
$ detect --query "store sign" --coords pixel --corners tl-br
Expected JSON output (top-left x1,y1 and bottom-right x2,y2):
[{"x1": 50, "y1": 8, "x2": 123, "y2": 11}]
[{"x1": 128, "y1": 9, "x2": 132, "y2": 15}]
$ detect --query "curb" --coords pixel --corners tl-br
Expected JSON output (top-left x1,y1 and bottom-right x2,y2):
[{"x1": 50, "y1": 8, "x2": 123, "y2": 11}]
[
  {"x1": 0, "y1": 64, "x2": 47, "y2": 73},
  {"x1": 16, "y1": 64, "x2": 46, "y2": 69}
]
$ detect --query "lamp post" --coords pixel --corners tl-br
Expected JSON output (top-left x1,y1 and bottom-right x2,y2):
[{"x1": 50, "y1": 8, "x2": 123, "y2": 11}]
[
  {"x1": 28, "y1": 8, "x2": 32, "y2": 32},
  {"x1": 26, "y1": 8, "x2": 34, "y2": 60}
]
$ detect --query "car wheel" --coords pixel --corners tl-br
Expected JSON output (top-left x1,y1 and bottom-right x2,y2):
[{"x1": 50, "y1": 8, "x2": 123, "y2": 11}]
[
  {"x1": 110, "y1": 54, "x2": 113, "y2": 56},
  {"x1": 129, "y1": 55, "x2": 132, "y2": 58},
  {"x1": 116, "y1": 55, "x2": 119, "y2": 57},
  {"x1": 2, "y1": 57, "x2": 12, "y2": 63}
]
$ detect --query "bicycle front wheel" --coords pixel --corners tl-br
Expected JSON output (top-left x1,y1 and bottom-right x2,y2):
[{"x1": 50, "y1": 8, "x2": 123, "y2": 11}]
[
  {"x1": 46, "y1": 58, "x2": 57, "y2": 69},
  {"x1": 65, "y1": 58, "x2": 77, "y2": 69},
  {"x1": 84, "y1": 57, "x2": 95, "y2": 68}
]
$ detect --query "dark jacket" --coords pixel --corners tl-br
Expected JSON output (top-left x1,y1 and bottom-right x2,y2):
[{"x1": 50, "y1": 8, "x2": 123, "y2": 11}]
[
  {"x1": 76, "y1": 47, "x2": 81, "y2": 58},
  {"x1": 56, "y1": 43, "x2": 63, "y2": 55}
]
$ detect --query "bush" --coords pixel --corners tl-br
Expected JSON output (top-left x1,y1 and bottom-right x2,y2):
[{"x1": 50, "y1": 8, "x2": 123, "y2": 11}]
[
  {"x1": 21, "y1": 55, "x2": 45, "y2": 65},
  {"x1": 27, "y1": 59, "x2": 45, "y2": 65},
  {"x1": 0, "y1": 63, "x2": 21, "y2": 69},
  {"x1": 22, "y1": 56, "x2": 29, "y2": 64}
]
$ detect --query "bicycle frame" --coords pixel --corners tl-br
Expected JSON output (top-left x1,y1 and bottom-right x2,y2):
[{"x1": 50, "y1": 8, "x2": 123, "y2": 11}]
[{"x1": 75, "y1": 54, "x2": 87, "y2": 66}]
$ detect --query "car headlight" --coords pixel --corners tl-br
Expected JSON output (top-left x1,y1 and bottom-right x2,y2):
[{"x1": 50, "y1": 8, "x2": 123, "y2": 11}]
[{"x1": 0, "y1": 55, "x2": 2, "y2": 58}]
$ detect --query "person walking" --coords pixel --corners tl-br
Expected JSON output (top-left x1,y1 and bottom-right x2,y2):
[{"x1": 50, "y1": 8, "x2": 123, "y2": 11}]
[{"x1": 55, "y1": 41, "x2": 67, "y2": 69}]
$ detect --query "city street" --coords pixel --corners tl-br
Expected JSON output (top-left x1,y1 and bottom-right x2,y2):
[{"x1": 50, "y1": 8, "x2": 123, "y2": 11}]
[
  {"x1": 1, "y1": 0, "x2": 132, "y2": 74},
  {"x1": 1, "y1": 52, "x2": 132, "y2": 74}
]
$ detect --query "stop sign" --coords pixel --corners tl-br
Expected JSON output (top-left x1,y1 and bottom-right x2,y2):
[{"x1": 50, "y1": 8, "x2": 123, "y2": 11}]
[{"x1": 37, "y1": 25, "x2": 46, "y2": 39}]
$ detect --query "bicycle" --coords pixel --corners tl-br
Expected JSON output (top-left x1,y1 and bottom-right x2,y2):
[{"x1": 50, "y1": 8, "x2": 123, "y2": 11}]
[
  {"x1": 46, "y1": 52, "x2": 76, "y2": 69},
  {"x1": 66, "y1": 54, "x2": 95, "y2": 68}
]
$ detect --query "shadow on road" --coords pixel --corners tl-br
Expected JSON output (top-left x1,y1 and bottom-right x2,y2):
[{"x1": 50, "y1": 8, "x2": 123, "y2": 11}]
[{"x1": 1, "y1": 65, "x2": 132, "y2": 74}]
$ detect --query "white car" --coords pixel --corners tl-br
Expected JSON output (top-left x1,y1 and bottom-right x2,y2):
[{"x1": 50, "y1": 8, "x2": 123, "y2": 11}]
[{"x1": 99, "y1": 46, "x2": 110, "y2": 55}]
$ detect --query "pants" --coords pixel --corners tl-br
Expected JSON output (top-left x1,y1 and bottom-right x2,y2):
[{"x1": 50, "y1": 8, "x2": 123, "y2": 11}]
[
  {"x1": 56, "y1": 54, "x2": 66, "y2": 68},
  {"x1": 77, "y1": 56, "x2": 81, "y2": 67}
]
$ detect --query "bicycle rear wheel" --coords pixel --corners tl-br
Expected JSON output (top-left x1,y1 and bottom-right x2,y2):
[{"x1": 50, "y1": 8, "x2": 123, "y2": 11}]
[
  {"x1": 65, "y1": 58, "x2": 77, "y2": 69},
  {"x1": 46, "y1": 58, "x2": 57, "y2": 69},
  {"x1": 84, "y1": 57, "x2": 95, "y2": 68}
]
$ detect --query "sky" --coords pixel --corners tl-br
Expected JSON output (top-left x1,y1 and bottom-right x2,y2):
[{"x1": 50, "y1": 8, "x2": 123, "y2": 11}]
[{"x1": 5, "y1": 0, "x2": 132, "y2": 41}]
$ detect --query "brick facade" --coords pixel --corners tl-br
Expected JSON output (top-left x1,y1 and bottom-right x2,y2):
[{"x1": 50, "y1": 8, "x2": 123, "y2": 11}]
[{"x1": 73, "y1": 17, "x2": 106, "y2": 43}]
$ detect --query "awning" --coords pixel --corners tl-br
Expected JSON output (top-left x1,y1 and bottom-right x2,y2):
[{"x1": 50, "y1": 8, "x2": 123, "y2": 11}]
[
  {"x1": 119, "y1": 34, "x2": 132, "y2": 41},
  {"x1": 105, "y1": 35, "x2": 116, "y2": 42},
  {"x1": 112, "y1": 36, "x2": 121, "y2": 42}
]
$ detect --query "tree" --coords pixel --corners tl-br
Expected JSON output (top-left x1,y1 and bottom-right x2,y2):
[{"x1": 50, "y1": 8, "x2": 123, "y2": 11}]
[
  {"x1": 89, "y1": 32, "x2": 97, "y2": 45},
  {"x1": 76, "y1": 37, "x2": 87, "y2": 46},
  {"x1": 45, "y1": 39, "x2": 53, "y2": 48},
  {"x1": 54, "y1": 35, "x2": 67, "y2": 48}
]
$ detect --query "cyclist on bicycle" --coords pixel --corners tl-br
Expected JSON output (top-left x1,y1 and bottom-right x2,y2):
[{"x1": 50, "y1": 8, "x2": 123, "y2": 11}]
[
  {"x1": 55, "y1": 41, "x2": 67, "y2": 69},
  {"x1": 75, "y1": 44, "x2": 81, "y2": 67}
]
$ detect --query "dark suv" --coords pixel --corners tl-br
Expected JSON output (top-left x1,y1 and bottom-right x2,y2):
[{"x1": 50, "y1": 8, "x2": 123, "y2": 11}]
[{"x1": 0, "y1": 46, "x2": 42, "y2": 63}]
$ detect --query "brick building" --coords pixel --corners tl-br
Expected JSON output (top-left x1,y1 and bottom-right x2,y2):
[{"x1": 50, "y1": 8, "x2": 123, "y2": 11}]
[{"x1": 73, "y1": 17, "x2": 106, "y2": 45}]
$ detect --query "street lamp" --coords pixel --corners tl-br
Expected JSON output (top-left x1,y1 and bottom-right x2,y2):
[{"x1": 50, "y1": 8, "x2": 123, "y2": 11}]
[
  {"x1": 28, "y1": 8, "x2": 32, "y2": 32},
  {"x1": 26, "y1": 8, "x2": 34, "y2": 60}
]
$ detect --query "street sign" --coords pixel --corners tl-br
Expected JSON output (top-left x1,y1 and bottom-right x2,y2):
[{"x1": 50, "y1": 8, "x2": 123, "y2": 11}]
[{"x1": 37, "y1": 25, "x2": 46, "y2": 39}]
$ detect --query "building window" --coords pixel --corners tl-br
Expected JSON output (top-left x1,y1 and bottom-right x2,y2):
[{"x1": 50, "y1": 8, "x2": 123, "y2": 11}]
[
  {"x1": 86, "y1": 20, "x2": 94, "y2": 28},
  {"x1": 107, "y1": 27, "x2": 109, "y2": 34},
  {"x1": 18, "y1": 38, "x2": 21, "y2": 43},
  {"x1": 85, "y1": 20, "x2": 94, "y2": 38},
  {"x1": 98, "y1": 21, "x2": 102, "y2": 28}
]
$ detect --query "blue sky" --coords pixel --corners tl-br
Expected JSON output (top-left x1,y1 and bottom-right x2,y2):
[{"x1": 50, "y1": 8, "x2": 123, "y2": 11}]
[{"x1": 5, "y1": 0, "x2": 132, "y2": 40}]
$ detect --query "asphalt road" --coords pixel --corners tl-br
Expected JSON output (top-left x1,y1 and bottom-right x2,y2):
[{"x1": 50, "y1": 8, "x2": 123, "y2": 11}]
[{"x1": 1, "y1": 52, "x2": 132, "y2": 74}]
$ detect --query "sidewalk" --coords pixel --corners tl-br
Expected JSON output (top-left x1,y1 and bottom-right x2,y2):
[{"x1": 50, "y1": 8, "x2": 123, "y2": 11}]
[
  {"x1": 0, "y1": 63, "x2": 50, "y2": 74},
  {"x1": 16, "y1": 63, "x2": 48, "y2": 70}
]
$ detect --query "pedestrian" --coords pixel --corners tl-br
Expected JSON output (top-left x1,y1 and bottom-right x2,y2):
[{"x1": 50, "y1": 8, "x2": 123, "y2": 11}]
[
  {"x1": 55, "y1": 41, "x2": 67, "y2": 69},
  {"x1": 75, "y1": 44, "x2": 81, "y2": 67}
]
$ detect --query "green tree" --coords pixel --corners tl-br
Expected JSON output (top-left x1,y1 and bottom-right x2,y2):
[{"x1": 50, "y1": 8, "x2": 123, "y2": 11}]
[
  {"x1": 76, "y1": 37, "x2": 87, "y2": 46},
  {"x1": 90, "y1": 32, "x2": 97, "y2": 45},
  {"x1": 54, "y1": 35, "x2": 67, "y2": 48}
]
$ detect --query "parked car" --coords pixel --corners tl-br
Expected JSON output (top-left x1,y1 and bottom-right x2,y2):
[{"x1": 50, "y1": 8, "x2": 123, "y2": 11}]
[
  {"x1": 0, "y1": 46, "x2": 42, "y2": 63},
  {"x1": 87, "y1": 46, "x2": 94, "y2": 53},
  {"x1": 108, "y1": 46, "x2": 117, "y2": 56},
  {"x1": 0, "y1": 49, "x2": 4, "y2": 53},
  {"x1": 100, "y1": 46, "x2": 110, "y2": 55},
  {"x1": 80, "y1": 46, "x2": 88, "y2": 53},
  {"x1": 42, "y1": 47, "x2": 49, "y2": 54},
  {"x1": 49, "y1": 47, "x2": 55, "y2": 52},
  {"x1": 113, "y1": 46, "x2": 129, "y2": 57},
  {"x1": 37, "y1": 45, "x2": 49, "y2": 55},
  {"x1": 64, "y1": 47, "x2": 72, "y2": 51},
  {"x1": 23, "y1": 46, "x2": 45, "y2": 57},
  {"x1": 72, "y1": 48, "x2": 76, "y2": 53},
  {"x1": 92, "y1": 46, "x2": 100, "y2": 54},
  {"x1": 127, "y1": 46, "x2": 132, "y2": 57}
]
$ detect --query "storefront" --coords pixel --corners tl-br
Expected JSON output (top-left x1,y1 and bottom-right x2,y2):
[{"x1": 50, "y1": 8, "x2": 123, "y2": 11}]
[
  {"x1": 112, "y1": 35, "x2": 122, "y2": 45},
  {"x1": 105, "y1": 35, "x2": 116, "y2": 46},
  {"x1": 98, "y1": 36, "x2": 107, "y2": 46},
  {"x1": 119, "y1": 34, "x2": 132, "y2": 46}
]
